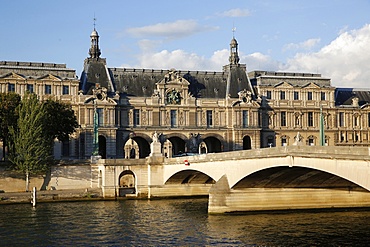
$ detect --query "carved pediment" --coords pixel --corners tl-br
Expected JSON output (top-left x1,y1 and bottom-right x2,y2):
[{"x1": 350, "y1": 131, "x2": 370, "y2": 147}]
[
  {"x1": 37, "y1": 74, "x2": 62, "y2": 81},
  {"x1": 158, "y1": 69, "x2": 190, "y2": 86},
  {"x1": 84, "y1": 86, "x2": 117, "y2": 105},
  {"x1": 274, "y1": 81, "x2": 293, "y2": 88},
  {"x1": 361, "y1": 103, "x2": 370, "y2": 109},
  {"x1": 302, "y1": 82, "x2": 320, "y2": 89},
  {"x1": 0, "y1": 72, "x2": 26, "y2": 80}
]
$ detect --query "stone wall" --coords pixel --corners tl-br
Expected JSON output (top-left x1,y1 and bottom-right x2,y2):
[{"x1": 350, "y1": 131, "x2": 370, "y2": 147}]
[{"x1": 0, "y1": 163, "x2": 96, "y2": 192}]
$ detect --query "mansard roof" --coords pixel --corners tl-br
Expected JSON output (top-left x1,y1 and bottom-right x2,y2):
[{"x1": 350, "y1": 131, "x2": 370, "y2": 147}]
[
  {"x1": 79, "y1": 28, "x2": 256, "y2": 99},
  {"x1": 108, "y1": 68, "x2": 230, "y2": 98},
  {"x1": 0, "y1": 61, "x2": 77, "y2": 79},
  {"x1": 335, "y1": 88, "x2": 370, "y2": 107},
  {"x1": 249, "y1": 70, "x2": 332, "y2": 88},
  {"x1": 80, "y1": 58, "x2": 115, "y2": 95},
  {"x1": 105, "y1": 65, "x2": 255, "y2": 99}
]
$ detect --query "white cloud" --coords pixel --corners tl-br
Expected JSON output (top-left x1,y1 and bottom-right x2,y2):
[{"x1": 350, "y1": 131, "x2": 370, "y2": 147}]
[
  {"x1": 126, "y1": 24, "x2": 370, "y2": 89},
  {"x1": 282, "y1": 24, "x2": 370, "y2": 88},
  {"x1": 283, "y1": 38, "x2": 321, "y2": 52},
  {"x1": 137, "y1": 39, "x2": 162, "y2": 52},
  {"x1": 243, "y1": 52, "x2": 282, "y2": 71},
  {"x1": 131, "y1": 48, "x2": 282, "y2": 73},
  {"x1": 218, "y1": 8, "x2": 251, "y2": 17},
  {"x1": 126, "y1": 19, "x2": 218, "y2": 39},
  {"x1": 133, "y1": 49, "x2": 223, "y2": 71}
]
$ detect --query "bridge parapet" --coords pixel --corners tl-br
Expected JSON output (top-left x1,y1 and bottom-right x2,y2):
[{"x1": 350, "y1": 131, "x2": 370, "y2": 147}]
[{"x1": 164, "y1": 146, "x2": 370, "y2": 165}]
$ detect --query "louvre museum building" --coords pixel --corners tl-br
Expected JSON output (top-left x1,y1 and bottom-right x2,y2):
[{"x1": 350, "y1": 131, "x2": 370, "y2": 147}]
[{"x1": 1, "y1": 27, "x2": 370, "y2": 160}]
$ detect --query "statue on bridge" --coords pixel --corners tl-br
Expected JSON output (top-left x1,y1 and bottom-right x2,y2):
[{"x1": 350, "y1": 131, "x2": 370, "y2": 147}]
[
  {"x1": 150, "y1": 131, "x2": 162, "y2": 157},
  {"x1": 293, "y1": 132, "x2": 303, "y2": 146}
]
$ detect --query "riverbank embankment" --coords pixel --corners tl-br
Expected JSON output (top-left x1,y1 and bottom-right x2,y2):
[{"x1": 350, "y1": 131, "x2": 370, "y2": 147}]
[{"x1": 0, "y1": 188, "x2": 104, "y2": 205}]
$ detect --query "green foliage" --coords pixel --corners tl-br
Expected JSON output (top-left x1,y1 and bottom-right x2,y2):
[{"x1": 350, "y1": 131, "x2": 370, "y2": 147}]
[
  {"x1": 0, "y1": 92, "x2": 21, "y2": 159},
  {"x1": 8, "y1": 93, "x2": 51, "y2": 176},
  {"x1": 43, "y1": 99, "x2": 79, "y2": 142},
  {"x1": 4, "y1": 92, "x2": 78, "y2": 190}
]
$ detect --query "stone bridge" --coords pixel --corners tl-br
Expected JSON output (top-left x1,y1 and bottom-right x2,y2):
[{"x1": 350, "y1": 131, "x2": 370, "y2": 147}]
[{"x1": 96, "y1": 146, "x2": 370, "y2": 213}]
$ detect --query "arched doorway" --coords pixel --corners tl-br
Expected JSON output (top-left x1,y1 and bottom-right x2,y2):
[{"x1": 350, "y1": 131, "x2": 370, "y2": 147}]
[
  {"x1": 199, "y1": 142, "x2": 207, "y2": 154},
  {"x1": 98, "y1": 135, "x2": 106, "y2": 158},
  {"x1": 124, "y1": 138, "x2": 139, "y2": 159},
  {"x1": 203, "y1": 137, "x2": 222, "y2": 153},
  {"x1": 131, "y1": 136, "x2": 150, "y2": 158},
  {"x1": 118, "y1": 170, "x2": 136, "y2": 196},
  {"x1": 243, "y1": 135, "x2": 252, "y2": 150},
  {"x1": 168, "y1": 136, "x2": 186, "y2": 156}
]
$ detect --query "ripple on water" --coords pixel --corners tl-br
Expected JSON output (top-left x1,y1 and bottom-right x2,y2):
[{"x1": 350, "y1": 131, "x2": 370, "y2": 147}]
[{"x1": 1, "y1": 200, "x2": 370, "y2": 246}]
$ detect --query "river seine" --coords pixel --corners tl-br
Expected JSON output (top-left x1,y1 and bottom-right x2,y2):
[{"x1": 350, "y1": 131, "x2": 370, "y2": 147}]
[{"x1": 1, "y1": 198, "x2": 370, "y2": 246}]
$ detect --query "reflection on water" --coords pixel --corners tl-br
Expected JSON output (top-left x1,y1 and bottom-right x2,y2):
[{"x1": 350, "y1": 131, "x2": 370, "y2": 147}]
[{"x1": 1, "y1": 199, "x2": 370, "y2": 246}]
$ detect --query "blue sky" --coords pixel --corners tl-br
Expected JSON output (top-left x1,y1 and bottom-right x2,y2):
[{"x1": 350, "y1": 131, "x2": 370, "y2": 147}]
[{"x1": 1, "y1": 0, "x2": 370, "y2": 88}]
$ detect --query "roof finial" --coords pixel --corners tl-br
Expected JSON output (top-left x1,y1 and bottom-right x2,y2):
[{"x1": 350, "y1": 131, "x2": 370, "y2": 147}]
[
  {"x1": 232, "y1": 23, "x2": 236, "y2": 38},
  {"x1": 93, "y1": 14, "x2": 97, "y2": 30}
]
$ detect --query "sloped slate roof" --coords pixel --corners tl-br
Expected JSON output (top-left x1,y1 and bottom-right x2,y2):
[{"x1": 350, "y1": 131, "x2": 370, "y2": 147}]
[
  {"x1": 80, "y1": 58, "x2": 117, "y2": 95},
  {"x1": 108, "y1": 68, "x2": 232, "y2": 98},
  {"x1": 0, "y1": 61, "x2": 76, "y2": 79},
  {"x1": 335, "y1": 88, "x2": 370, "y2": 106}
]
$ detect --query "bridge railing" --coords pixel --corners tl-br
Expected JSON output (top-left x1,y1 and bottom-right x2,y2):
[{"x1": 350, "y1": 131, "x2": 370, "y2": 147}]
[{"x1": 164, "y1": 146, "x2": 370, "y2": 165}]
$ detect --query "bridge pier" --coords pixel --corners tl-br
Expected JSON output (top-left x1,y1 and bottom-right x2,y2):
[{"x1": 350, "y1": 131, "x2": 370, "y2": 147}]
[{"x1": 209, "y1": 175, "x2": 370, "y2": 214}]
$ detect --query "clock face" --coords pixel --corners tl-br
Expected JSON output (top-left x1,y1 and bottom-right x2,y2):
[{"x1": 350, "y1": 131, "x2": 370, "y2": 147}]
[{"x1": 166, "y1": 89, "x2": 181, "y2": 105}]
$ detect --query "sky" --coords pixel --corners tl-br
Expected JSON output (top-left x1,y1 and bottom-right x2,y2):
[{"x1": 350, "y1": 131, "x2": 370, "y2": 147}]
[{"x1": 1, "y1": 0, "x2": 370, "y2": 88}]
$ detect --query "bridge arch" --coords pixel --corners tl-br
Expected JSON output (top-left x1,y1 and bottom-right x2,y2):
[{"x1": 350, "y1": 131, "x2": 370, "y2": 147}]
[
  {"x1": 224, "y1": 157, "x2": 370, "y2": 191},
  {"x1": 165, "y1": 169, "x2": 215, "y2": 185},
  {"x1": 232, "y1": 166, "x2": 365, "y2": 191},
  {"x1": 118, "y1": 170, "x2": 136, "y2": 196}
]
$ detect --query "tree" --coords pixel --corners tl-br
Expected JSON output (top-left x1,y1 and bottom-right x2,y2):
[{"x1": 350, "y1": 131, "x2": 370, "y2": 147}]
[
  {"x1": 8, "y1": 93, "x2": 51, "y2": 191},
  {"x1": 0, "y1": 92, "x2": 21, "y2": 161},
  {"x1": 42, "y1": 99, "x2": 79, "y2": 157},
  {"x1": 42, "y1": 99, "x2": 79, "y2": 143}
]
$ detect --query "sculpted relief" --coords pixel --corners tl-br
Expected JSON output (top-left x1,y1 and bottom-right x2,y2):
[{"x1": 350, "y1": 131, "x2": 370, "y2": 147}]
[{"x1": 166, "y1": 89, "x2": 181, "y2": 105}]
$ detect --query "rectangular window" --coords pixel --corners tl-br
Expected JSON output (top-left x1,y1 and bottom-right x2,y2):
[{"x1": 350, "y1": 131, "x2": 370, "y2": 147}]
[
  {"x1": 321, "y1": 92, "x2": 326, "y2": 101},
  {"x1": 170, "y1": 110, "x2": 177, "y2": 127},
  {"x1": 280, "y1": 111, "x2": 286, "y2": 126},
  {"x1": 339, "y1": 112, "x2": 345, "y2": 127},
  {"x1": 133, "y1": 109, "x2": 140, "y2": 127},
  {"x1": 308, "y1": 112, "x2": 314, "y2": 126},
  {"x1": 308, "y1": 92, "x2": 313, "y2": 100},
  {"x1": 281, "y1": 137, "x2": 287, "y2": 146},
  {"x1": 354, "y1": 116, "x2": 359, "y2": 127},
  {"x1": 280, "y1": 91, "x2": 285, "y2": 100},
  {"x1": 62, "y1": 85, "x2": 69, "y2": 95},
  {"x1": 294, "y1": 91, "x2": 299, "y2": 100},
  {"x1": 308, "y1": 138, "x2": 314, "y2": 146},
  {"x1": 368, "y1": 113, "x2": 370, "y2": 127},
  {"x1": 206, "y1": 110, "x2": 213, "y2": 127},
  {"x1": 26, "y1": 84, "x2": 34, "y2": 93},
  {"x1": 8, "y1": 83, "x2": 15, "y2": 92},
  {"x1": 45, "y1": 85, "x2": 52, "y2": 94},
  {"x1": 242, "y1": 110, "x2": 248, "y2": 128},
  {"x1": 266, "y1": 90, "x2": 271, "y2": 99}
]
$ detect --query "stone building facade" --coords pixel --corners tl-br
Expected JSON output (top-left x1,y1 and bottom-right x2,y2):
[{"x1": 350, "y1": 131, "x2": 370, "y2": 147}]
[{"x1": 1, "y1": 27, "x2": 370, "y2": 160}]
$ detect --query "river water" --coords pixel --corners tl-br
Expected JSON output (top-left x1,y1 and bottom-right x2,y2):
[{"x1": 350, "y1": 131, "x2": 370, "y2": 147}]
[{"x1": 1, "y1": 198, "x2": 370, "y2": 246}]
